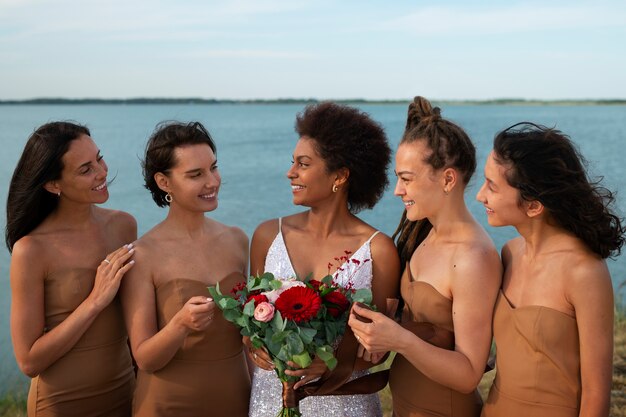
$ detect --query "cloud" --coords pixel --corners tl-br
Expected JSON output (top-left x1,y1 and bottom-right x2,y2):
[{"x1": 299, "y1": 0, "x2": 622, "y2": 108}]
[{"x1": 385, "y1": 4, "x2": 626, "y2": 36}]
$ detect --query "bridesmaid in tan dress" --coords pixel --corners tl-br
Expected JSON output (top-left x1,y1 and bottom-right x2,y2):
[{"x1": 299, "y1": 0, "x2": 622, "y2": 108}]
[
  {"x1": 6, "y1": 122, "x2": 136, "y2": 417},
  {"x1": 349, "y1": 97, "x2": 502, "y2": 417},
  {"x1": 121, "y1": 121, "x2": 250, "y2": 416},
  {"x1": 476, "y1": 123, "x2": 623, "y2": 417}
]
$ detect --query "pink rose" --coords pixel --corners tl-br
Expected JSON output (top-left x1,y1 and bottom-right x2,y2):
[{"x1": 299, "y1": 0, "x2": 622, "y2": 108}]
[{"x1": 254, "y1": 302, "x2": 275, "y2": 322}]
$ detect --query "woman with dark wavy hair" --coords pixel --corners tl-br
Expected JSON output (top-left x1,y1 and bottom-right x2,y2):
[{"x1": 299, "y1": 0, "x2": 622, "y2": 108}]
[
  {"x1": 247, "y1": 102, "x2": 401, "y2": 416},
  {"x1": 120, "y1": 121, "x2": 250, "y2": 416},
  {"x1": 6, "y1": 122, "x2": 136, "y2": 416},
  {"x1": 349, "y1": 96, "x2": 501, "y2": 417},
  {"x1": 477, "y1": 122, "x2": 624, "y2": 417}
]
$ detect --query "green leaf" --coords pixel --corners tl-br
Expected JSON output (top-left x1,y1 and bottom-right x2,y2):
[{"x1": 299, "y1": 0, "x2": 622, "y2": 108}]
[
  {"x1": 352, "y1": 288, "x2": 373, "y2": 304},
  {"x1": 315, "y1": 345, "x2": 338, "y2": 370},
  {"x1": 243, "y1": 299, "x2": 256, "y2": 316},
  {"x1": 321, "y1": 275, "x2": 333, "y2": 286},
  {"x1": 272, "y1": 309, "x2": 284, "y2": 330},
  {"x1": 285, "y1": 332, "x2": 304, "y2": 355},
  {"x1": 291, "y1": 351, "x2": 312, "y2": 368},
  {"x1": 223, "y1": 309, "x2": 242, "y2": 322},
  {"x1": 207, "y1": 285, "x2": 222, "y2": 300},
  {"x1": 269, "y1": 279, "x2": 282, "y2": 290},
  {"x1": 297, "y1": 326, "x2": 317, "y2": 345},
  {"x1": 219, "y1": 297, "x2": 240, "y2": 309}
]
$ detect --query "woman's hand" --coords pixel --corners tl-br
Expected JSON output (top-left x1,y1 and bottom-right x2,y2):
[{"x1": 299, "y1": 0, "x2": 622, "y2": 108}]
[
  {"x1": 286, "y1": 356, "x2": 328, "y2": 389},
  {"x1": 356, "y1": 344, "x2": 386, "y2": 364},
  {"x1": 348, "y1": 303, "x2": 404, "y2": 354},
  {"x1": 88, "y1": 243, "x2": 135, "y2": 311},
  {"x1": 243, "y1": 336, "x2": 275, "y2": 371},
  {"x1": 173, "y1": 296, "x2": 215, "y2": 333}
]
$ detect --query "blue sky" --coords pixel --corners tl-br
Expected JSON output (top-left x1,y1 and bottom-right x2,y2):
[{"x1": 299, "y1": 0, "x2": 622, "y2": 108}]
[{"x1": 0, "y1": 0, "x2": 625, "y2": 100}]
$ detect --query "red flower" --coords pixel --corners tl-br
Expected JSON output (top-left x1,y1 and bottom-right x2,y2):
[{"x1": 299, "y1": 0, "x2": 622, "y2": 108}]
[
  {"x1": 323, "y1": 290, "x2": 350, "y2": 318},
  {"x1": 275, "y1": 286, "x2": 322, "y2": 323},
  {"x1": 308, "y1": 280, "x2": 322, "y2": 291},
  {"x1": 230, "y1": 281, "x2": 247, "y2": 296},
  {"x1": 246, "y1": 293, "x2": 269, "y2": 306}
]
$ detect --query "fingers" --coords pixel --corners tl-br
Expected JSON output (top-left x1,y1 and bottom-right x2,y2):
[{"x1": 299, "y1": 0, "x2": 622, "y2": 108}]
[
  {"x1": 247, "y1": 347, "x2": 274, "y2": 370},
  {"x1": 356, "y1": 344, "x2": 365, "y2": 359},
  {"x1": 101, "y1": 243, "x2": 134, "y2": 268},
  {"x1": 362, "y1": 347, "x2": 373, "y2": 362},
  {"x1": 294, "y1": 375, "x2": 319, "y2": 390}
]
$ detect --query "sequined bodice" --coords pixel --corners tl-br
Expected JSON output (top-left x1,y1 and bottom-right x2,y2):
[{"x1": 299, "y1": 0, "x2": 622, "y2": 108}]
[{"x1": 264, "y1": 229, "x2": 377, "y2": 291}]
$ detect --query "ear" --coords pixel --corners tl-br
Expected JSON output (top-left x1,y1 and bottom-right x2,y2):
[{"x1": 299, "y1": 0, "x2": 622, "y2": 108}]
[
  {"x1": 154, "y1": 172, "x2": 171, "y2": 193},
  {"x1": 441, "y1": 167, "x2": 458, "y2": 193},
  {"x1": 43, "y1": 181, "x2": 61, "y2": 195},
  {"x1": 334, "y1": 167, "x2": 350, "y2": 187},
  {"x1": 524, "y1": 199, "x2": 544, "y2": 218}
]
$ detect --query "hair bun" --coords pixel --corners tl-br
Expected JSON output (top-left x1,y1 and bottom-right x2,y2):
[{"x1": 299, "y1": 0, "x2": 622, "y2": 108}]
[{"x1": 406, "y1": 96, "x2": 440, "y2": 130}]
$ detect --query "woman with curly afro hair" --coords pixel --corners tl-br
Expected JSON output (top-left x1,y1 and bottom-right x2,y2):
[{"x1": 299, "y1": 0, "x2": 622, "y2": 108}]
[{"x1": 247, "y1": 102, "x2": 401, "y2": 417}]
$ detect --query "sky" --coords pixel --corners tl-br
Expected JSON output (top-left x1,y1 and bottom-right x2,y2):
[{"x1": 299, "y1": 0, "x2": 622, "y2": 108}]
[{"x1": 0, "y1": 0, "x2": 625, "y2": 100}]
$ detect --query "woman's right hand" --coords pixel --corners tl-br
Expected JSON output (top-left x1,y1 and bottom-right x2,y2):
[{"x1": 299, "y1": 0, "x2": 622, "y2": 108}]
[
  {"x1": 89, "y1": 243, "x2": 135, "y2": 310},
  {"x1": 173, "y1": 296, "x2": 216, "y2": 333},
  {"x1": 243, "y1": 336, "x2": 274, "y2": 371}
]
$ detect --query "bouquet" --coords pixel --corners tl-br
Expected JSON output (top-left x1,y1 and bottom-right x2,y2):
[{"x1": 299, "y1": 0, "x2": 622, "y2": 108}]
[{"x1": 208, "y1": 254, "x2": 374, "y2": 417}]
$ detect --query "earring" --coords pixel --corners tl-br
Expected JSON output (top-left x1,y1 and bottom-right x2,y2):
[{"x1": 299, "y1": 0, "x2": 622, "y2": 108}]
[
  {"x1": 443, "y1": 188, "x2": 449, "y2": 195},
  {"x1": 165, "y1": 192, "x2": 173, "y2": 203},
  {"x1": 57, "y1": 191, "x2": 61, "y2": 197},
  {"x1": 332, "y1": 184, "x2": 339, "y2": 193}
]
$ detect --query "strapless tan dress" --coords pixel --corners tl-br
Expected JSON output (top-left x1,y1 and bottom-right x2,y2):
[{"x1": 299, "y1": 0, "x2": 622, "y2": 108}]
[
  {"x1": 480, "y1": 291, "x2": 581, "y2": 417},
  {"x1": 132, "y1": 272, "x2": 250, "y2": 417},
  {"x1": 389, "y1": 266, "x2": 482, "y2": 417},
  {"x1": 28, "y1": 267, "x2": 135, "y2": 417}
]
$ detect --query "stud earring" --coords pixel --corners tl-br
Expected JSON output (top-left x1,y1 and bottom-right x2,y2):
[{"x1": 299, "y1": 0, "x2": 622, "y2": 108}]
[
  {"x1": 57, "y1": 191, "x2": 61, "y2": 197},
  {"x1": 332, "y1": 184, "x2": 339, "y2": 193},
  {"x1": 165, "y1": 192, "x2": 173, "y2": 203}
]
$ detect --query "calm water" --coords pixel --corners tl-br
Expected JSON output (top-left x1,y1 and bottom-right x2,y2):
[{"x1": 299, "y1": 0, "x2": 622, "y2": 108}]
[{"x1": 1, "y1": 103, "x2": 625, "y2": 393}]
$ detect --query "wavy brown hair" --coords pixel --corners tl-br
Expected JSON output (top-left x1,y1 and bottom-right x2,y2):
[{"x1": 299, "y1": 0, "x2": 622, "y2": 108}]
[
  {"x1": 392, "y1": 96, "x2": 477, "y2": 266},
  {"x1": 493, "y1": 122, "x2": 624, "y2": 259}
]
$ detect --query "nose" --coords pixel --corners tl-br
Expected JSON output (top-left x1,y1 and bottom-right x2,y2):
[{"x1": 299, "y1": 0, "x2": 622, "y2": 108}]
[
  {"x1": 476, "y1": 181, "x2": 486, "y2": 203},
  {"x1": 393, "y1": 177, "x2": 404, "y2": 197},
  {"x1": 207, "y1": 170, "x2": 221, "y2": 187},
  {"x1": 96, "y1": 159, "x2": 108, "y2": 178},
  {"x1": 286, "y1": 163, "x2": 297, "y2": 179}
]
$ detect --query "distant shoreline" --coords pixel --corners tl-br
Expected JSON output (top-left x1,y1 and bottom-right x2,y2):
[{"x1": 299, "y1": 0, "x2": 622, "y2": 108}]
[{"x1": 1, "y1": 98, "x2": 625, "y2": 106}]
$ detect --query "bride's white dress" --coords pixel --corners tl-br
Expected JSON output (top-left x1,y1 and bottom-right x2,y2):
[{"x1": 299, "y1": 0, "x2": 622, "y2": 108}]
[{"x1": 249, "y1": 219, "x2": 383, "y2": 417}]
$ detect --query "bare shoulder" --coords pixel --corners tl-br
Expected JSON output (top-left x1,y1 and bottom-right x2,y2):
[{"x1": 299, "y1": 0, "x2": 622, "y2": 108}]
[
  {"x1": 370, "y1": 231, "x2": 398, "y2": 261},
  {"x1": 252, "y1": 218, "x2": 280, "y2": 246},
  {"x1": 565, "y1": 251, "x2": 613, "y2": 305},
  {"x1": 451, "y1": 233, "x2": 502, "y2": 291},
  {"x1": 209, "y1": 219, "x2": 249, "y2": 249},
  {"x1": 95, "y1": 207, "x2": 137, "y2": 241},
  {"x1": 11, "y1": 234, "x2": 46, "y2": 263},
  {"x1": 501, "y1": 237, "x2": 523, "y2": 266}
]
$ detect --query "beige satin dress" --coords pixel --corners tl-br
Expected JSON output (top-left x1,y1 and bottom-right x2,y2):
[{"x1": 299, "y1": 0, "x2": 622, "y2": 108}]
[
  {"x1": 132, "y1": 272, "x2": 250, "y2": 417},
  {"x1": 480, "y1": 291, "x2": 581, "y2": 417},
  {"x1": 389, "y1": 266, "x2": 482, "y2": 417},
  {"x1": 28, "y1": 268, "x2": 135, "y2": 417}
]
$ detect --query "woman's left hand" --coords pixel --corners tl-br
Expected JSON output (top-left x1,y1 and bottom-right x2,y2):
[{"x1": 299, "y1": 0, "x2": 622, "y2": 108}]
[
  {"x1": 285, "y1": 356, "x2": 328, "y2": 389},
  {"x1": 348, "y1": 303, "x2": 403, "y2": 354}
]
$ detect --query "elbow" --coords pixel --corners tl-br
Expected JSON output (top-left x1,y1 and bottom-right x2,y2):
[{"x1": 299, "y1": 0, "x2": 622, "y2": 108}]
[
  {"x1": 133, "y1": 357, "x2": 163, "y2": 373},
  {"x1": 455, "y1": 375, "x2": 482, "y2": 394},
  {"x1": 17, "y1": 359, "x2": 41, "y2": 378}
]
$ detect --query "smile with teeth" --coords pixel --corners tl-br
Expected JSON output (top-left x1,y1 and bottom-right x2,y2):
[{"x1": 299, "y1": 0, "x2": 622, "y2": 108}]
[
  {"x1": 200, "y1": 191, "x2": 217, "y2": 200},
  {"x1": 291, "y1": 185, "x2": 305, "y2": 191},
  {"x1": 93, "y1": 182, "x2": 107, "y2": 191},
  {"x1": 403, "y1": 200, "x2": 415, "y2": 208},
  {"x1": 485, "y1": 206, "x2": 494, "y2": 214}
]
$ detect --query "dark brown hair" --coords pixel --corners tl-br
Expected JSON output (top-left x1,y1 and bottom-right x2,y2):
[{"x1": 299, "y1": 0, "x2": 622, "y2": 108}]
[
  {"x1": 493, "y1": 122, "x2": 624, "y2": 258},
  {"x1": 393, "y1": 96, "x2": 477, "y2": 266},
  {"x1": 143, "y1": 121, "x2": 216, "y2": 207},
  {"x1": 6, "y1": 122, "x2": 90, "y2": 252},
  {"x1": 295, "y1": 102, "x2": 391, "y2": 213}
]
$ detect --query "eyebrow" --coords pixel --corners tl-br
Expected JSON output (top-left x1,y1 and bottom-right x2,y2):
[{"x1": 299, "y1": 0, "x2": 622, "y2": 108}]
[
  {"x1": 395, "y1": 170, "x2": 415, "y2": 176},
  {"x1": 293, "y1": 155, "x2": 312, "y2": 160},
  {"x1": 76, "y1": 150, "x2": 102, "y2": 171},
  {"x1": 183, "y1": 159, "x2": 217, "y2": 174}
]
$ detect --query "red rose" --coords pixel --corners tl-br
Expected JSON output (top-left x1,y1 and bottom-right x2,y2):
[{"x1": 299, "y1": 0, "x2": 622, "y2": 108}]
[
  {"x1": 308, "y1": 280, "x2": 322, "y2": 291},
  {"x1": 323, "y1": 290, "x2": 350, "y2": 318},
  {"x1": 275, "y1": 286, "x2": 322, "y2": 323},
  {"x1": 246, "y1": 293, "x2": 269, "y2": 306}
]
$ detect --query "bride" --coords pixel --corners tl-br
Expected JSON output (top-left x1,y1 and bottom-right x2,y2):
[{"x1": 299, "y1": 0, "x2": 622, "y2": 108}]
[{"x1": 247, "y1": 102, "x2": 400, "y2": 417}]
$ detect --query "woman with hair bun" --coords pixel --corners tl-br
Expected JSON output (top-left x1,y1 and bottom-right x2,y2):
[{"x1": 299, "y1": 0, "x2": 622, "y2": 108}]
[
  {"x1": 349, "y1": 96, "x2": 502, "y2": 417},
  {"x1": 120, "y1": 121, "x2": 250, "y2": 416},
  {"x1": 248, "y1": 102, "x2": 401, "y2": 417},
  {"x1": 477, "y1": 123, "x2": 624, "y2": 417},
  {"x1": 6, "y1": 122, "x2": 136, "y2": 416}
]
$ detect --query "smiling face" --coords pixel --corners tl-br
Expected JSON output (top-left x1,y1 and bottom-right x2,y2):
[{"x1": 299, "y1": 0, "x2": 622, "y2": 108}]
[
  {"x1": 286, "y1": 136, "x2": 337, "y2": 207},
  {"x1": 476, "y1": 151, "x2": 527, "y2": 227},
  {"x1": 393, "y1": 141, "x2": 443, "y2": 222},
  {"x1": 160, "y1": 143, "x2": 221, "y2": 212},
  {"x1": 54, "y1": 134, "x2": 109, "y2": 204}
]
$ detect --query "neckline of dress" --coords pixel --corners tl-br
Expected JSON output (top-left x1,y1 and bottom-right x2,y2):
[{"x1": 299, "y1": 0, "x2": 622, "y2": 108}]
[{"x1": 276, "y1": 230, "x2": 372, "y2": 280}]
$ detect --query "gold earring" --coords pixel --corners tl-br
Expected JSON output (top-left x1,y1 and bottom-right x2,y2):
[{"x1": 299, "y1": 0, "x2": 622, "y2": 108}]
[
  {"x1": 332, "y1": 184, "x2": 339, "y2": 193},
  {"x1": 443, "y1": 188, "x2": 449, "y2": 195}
]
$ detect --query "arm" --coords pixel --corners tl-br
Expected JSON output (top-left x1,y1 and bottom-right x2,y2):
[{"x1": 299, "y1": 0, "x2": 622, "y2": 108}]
[
  {"x1": 350, "y1": 244, "x2": 501, "y2": 393},
  {"x1": 354, "y1": 233, "x2": 400, "y2": 368},
  {"x1": 568, "y1": 260, "x2": 613, "y2": 417},
  {"x1": 10, "y1": 237, "x2": 134, "y2": 377},
  {"x1": 120, "y1": 244, "x2": 214, "y2": 372}
]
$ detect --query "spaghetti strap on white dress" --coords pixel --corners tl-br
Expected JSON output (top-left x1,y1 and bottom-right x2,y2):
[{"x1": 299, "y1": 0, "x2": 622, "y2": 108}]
[{"x1": 248, "y1": 218, "x2": 383, "y2": 417}]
